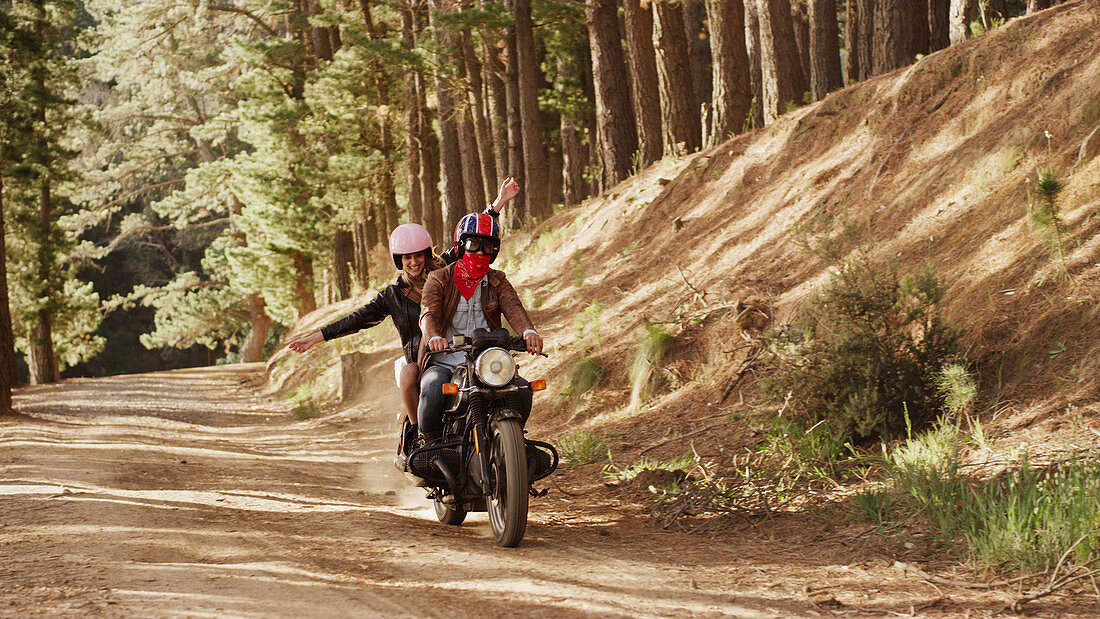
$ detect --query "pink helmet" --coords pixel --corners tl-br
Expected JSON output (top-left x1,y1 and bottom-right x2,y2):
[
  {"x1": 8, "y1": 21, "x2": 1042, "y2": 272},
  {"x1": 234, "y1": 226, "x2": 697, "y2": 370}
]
[{"x1": 389, "y1": 223, "x2": 433, "y2": 269}]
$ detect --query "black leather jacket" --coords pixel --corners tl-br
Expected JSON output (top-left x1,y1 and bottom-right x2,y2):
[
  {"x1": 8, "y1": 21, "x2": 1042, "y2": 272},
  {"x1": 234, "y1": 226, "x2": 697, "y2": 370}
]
[{"x1": 321, "y1": 277, "x2": 422, "y2": 363}]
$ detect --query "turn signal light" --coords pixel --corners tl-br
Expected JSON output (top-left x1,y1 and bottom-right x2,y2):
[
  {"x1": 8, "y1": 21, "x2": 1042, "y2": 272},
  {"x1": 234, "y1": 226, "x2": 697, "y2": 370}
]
[
  {"x1": 442, "y1": 383, "x2": 459, "y2": 395},
  {"x1": 530, "y1": 379, "x2": 547, "y2": 392}
]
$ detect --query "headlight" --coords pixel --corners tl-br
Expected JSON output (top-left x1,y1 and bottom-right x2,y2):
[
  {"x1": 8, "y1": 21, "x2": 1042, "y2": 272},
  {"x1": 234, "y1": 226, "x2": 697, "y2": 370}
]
[{"x1": 475, "y1": 347, "x2": 516, "y2": 387}]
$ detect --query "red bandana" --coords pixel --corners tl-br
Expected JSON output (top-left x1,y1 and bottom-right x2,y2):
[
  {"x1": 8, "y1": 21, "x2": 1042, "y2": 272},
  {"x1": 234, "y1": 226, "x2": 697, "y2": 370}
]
[{"x1": 454, "y1": 254, "x2": 491, "y2": 299}]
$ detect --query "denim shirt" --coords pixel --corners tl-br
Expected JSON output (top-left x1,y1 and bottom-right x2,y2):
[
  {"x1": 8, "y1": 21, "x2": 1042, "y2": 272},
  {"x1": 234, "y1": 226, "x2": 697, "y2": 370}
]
[{"x1": 436, "y1": 278, "x2": 490, "y2": 370}]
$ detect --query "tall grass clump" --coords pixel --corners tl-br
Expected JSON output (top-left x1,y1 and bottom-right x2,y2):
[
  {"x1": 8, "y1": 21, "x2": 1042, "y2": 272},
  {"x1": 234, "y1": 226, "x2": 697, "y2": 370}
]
[
  {"x1": 856, "y1": 418, "x2": 1100, "y2": 570},
  {"x1": 763, "y1": 257, "x2": 959, "y2": 442},
  {"x1": 959, "y1": 453, "x2": 1100, "y2": 570},
  {"x1": 629, "y1": 321, "x2": 674, "y2": 408},
  {"x1": 565, "y1": 302, "x2": 605, "y2": 405},
  {"x1": 555, "y1": 430, "x2": 614, "y2": 465}
]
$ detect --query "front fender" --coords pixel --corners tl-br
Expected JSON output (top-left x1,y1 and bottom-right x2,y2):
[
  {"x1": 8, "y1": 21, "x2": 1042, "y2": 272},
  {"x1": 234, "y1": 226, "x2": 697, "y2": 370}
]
[{"x1": 493, "y1": 408, "x2": 524, "y2": 423}]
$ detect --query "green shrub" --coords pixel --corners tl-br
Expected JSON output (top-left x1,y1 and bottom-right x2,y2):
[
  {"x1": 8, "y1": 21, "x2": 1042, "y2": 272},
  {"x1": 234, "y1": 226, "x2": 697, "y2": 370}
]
[
  {"x1": 763, "y1": 257, "x2": 959, "y2": 442},
  {"x1": 555, "y1": 430, "x2": 614, "y2": 465}
]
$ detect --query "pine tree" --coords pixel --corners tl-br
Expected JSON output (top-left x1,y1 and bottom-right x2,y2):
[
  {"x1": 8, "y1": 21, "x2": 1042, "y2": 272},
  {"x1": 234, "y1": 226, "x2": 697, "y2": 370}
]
[{"x1": 2, "y1": 0, "x2": 103, "y2": 384}]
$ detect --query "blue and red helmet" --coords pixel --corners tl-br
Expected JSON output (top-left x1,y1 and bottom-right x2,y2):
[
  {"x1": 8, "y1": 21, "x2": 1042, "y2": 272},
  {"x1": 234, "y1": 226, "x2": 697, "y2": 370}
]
[{"x1": 453, "y1": 212, "x2": 501, "y2": 262}]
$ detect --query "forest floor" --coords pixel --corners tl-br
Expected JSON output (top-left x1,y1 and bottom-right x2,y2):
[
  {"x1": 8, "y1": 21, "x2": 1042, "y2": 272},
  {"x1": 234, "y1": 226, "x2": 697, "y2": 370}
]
[{"x1": 1, "y1": 359, "x2": 1089, "y2": 618}]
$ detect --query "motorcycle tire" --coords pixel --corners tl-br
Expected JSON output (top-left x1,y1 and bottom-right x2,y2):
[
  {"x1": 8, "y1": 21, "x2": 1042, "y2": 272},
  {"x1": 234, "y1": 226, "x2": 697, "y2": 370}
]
[
  {"x1": 434, "y1": 498, "x2": 467, "y2": 526},
  {"x1": 487, "y1": 417, "x2": 529, "y2": 547}
]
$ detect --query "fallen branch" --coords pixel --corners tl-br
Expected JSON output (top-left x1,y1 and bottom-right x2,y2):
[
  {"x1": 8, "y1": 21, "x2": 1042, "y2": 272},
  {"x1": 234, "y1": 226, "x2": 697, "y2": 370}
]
[
  {"x1": 1012, "y1": 567, "x2": 1100, "y2": 612},
  {"x1": 639, "y1": 422, "x2": 726, "y2": 455}
]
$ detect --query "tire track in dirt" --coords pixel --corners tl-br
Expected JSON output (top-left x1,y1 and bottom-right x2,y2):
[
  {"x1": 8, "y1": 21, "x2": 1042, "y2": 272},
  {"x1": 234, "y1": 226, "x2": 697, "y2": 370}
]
[
  {"x1": 1, "y1": 363, "x2": 793, "y2": 617},
  {"x1": 1, "y1": 361, "x2": 1064, "y2": 617}
]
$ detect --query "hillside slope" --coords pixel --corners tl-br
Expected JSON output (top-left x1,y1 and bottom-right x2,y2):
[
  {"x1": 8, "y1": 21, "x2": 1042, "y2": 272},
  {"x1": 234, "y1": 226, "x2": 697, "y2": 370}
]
[{"x1": 274, "y1": 1, "x2": 1100, "y2": 456}]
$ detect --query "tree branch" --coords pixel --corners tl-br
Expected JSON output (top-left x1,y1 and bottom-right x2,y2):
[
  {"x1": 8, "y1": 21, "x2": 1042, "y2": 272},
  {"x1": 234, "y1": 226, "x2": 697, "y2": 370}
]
[{"x1": 208, "y1": 4, "x2": 280, "y2": 38}]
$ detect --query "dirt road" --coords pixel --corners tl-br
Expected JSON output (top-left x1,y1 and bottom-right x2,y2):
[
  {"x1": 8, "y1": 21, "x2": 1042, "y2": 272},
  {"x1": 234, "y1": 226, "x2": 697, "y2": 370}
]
[{"x1": 0, "y1": 358, "x2": 1077, "y2": 617}]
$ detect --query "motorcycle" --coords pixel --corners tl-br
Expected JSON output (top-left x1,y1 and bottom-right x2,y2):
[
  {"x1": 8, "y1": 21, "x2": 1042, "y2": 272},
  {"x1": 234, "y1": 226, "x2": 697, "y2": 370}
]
[{"x1": 394, "y1": 327, "x2": 558, "y2": 547}]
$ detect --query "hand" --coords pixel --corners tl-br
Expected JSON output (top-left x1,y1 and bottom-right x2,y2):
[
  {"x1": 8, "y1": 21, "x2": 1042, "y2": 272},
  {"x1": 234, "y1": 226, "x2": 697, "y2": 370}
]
[
  {"x1": 491, "y1": 177, "x2": 520, "y2": 212},
  {"x1": 287, "y1": 331, "x2": 323, "y2": 353},
  {"x1": 428, "y1": 336, "x2": 449, "y2": 352},
  {"x1": 524, "y1": 331, "x2": 543, "y2": 356}
]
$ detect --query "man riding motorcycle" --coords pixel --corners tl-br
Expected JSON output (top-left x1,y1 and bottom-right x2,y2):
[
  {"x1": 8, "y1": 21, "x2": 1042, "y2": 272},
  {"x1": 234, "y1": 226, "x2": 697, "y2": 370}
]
[{"x1": 416, "y1": 212, "x2": 544, "y2": 444}]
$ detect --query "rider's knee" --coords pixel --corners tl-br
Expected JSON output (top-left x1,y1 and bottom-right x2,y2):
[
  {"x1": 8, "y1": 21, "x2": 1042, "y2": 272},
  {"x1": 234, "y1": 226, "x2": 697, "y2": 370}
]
[{"x1": 398, "y1": 362, "x2": 420, "y2": 388}]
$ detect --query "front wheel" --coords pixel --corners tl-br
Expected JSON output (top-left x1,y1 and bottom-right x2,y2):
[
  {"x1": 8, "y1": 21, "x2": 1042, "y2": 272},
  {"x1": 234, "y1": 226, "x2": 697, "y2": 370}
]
[
  {"x1": 434, "y1": 498, "x2": 466, "y2": 525},
  {"x1": 487, "y1": 417, "x2": 529, "y2": 547}
]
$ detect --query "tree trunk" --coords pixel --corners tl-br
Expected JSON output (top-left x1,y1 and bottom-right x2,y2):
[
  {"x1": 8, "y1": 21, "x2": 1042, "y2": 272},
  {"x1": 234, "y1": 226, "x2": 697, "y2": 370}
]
[
  {"x1": 555, "y1": 55, "x2": 589, "y2": 206},
  {"x1": 872, "y1": 1, "x2": 902, "y2": 75},
  {"x1": 808, "y1": 0, "x2": 843, "y2": 101},
  {"x1": 333, "y1": 229, "x2": 354, "y2": 300},
  {"x1": 910, "y1": 0, "x2": 931, "y2": 58},
  {"x1": 757, "y1": 0, "x2": 807, "y2": 123},
  {"x1": 856, "y1": 0, "x2": 874, "y2": 79},
  {"x1": 380, "y1": 163, "x2": 401, "y2": 247},
  {"x1": 353, "y1": 218, "x2": 371, "y2": 288},
  {"x1": 705, "y1": 0, "x2": 751, "y2": 146},
  {"x1": 844, "y1": 0, "x2": 859, "y2": 84},
  {"x1": 622, "y1": 0, "x2": 664, "y2": 166},
  {"x1": 789, "y1": 0, "x2": 811, "y2": 94},
  {"x1": 484, "y1": 40, "x2": 509, "y2": 188},
  {"x1": 512, "y1": 0, "x2": 550, "y2": 221},
  {"x1": 29, "y1": 178, "x2": 59, "y2": 384},
  {"x1": 580, "y1": 44, "x2": 599, "y2": 195},
  {"x1": 872, "y1": 0, "x2": 926, "y2": 75},
  {"x1": 429, "y1": 0, "x2": 467, "y2": 231},
  {"x1": 455, "y1": 37, "x2": 487, "y2": 211},
  {"x1": 362, "y1": 194, "x2": 379, "y2": 249},
  {"x1": 928, "y1": 0, "x2": 950, "y2": 52},
  {"x1": 419, "y1": 106, "x2": 443, "y2": 244},
  {"x1": 743, "y1": 0, "x2": 765, "y2": 128},
  {"x1": 586, "y1": 0, "x2": 638, "y2": 189},
  {"x1": 503, "y1": 22, "x2": 525, "y2": 230},
  {"x1": 458, "y1": 104, "x2": 487, "y2": 213},
  {"x1": 461, "y1": 31, "x2": 497, "y2": 205},
  {"x1": 0, "y1": 176, "x2": 14, "y2": 410},
  {"x1": 682, "y1": 0, "x2": 712, "y2": 114},
  {"x1": 28, "y1": 315, "x2": 58, "y2": 385},
  {"x1": 561, "y1": 119, "x2": 588, "y2": 207},
  {"x1": 292, "y1": 251, "x2": 317, "y2": 317},
  {"x1": 653, "y1": 0, "x2": 701, "y2": 155},
  {"x1": 400, "y1": 3, "x2": 424, "y2": 228},
  {"x1": 949, "y1": 0, "x2": 977, "y2": 45},
  {"x1": 239, "y1": 293, "x2": 271, "y2": 363},
  {"x1": 1027, "y1": 0, "x2": 1054, "y2": 13}
]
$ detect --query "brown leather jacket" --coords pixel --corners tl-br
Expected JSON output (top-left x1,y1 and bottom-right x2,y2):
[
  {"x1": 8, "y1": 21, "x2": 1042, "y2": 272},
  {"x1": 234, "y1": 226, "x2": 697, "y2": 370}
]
[{"x1": 417, "y1": 264, "x2": 535, "y2": 369}]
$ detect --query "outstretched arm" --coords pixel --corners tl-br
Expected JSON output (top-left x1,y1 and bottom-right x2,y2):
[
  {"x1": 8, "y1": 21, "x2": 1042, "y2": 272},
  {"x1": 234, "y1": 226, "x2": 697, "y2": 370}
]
[
  {"x1": 287, "y1": 330, "x2": 324, "y2": 353},
  {"x1": 489, "y1": 177, "x2": 520, "y2": 214}
]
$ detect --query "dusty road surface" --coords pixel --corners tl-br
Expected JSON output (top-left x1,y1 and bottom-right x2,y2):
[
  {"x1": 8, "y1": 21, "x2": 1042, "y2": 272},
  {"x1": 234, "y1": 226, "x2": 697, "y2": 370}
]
[{"x1": 0, "y1": 359, "x2": 1081, "y2": 617}]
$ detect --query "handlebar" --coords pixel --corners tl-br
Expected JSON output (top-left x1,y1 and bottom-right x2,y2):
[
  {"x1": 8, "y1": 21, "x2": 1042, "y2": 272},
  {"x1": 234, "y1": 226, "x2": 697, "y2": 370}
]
[{"x1": 425, "y1": 336, "x2": 547, "y2": 357}]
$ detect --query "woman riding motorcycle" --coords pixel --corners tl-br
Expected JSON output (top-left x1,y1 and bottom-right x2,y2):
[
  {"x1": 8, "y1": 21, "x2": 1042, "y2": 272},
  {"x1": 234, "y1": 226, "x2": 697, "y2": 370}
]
[
  {"x1": 416, "y1": 211, "x2": 544, "y2": 444},
  {"x1": 287, "y1": 178, "x2": 520, "y2": 431}
]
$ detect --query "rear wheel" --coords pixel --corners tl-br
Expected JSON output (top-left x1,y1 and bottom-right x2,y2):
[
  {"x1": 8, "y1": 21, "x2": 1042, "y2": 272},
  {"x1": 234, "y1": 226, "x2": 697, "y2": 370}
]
[
  {"x1": 434, "y1": 498, "x2": 466, "y2": 525},
  {"x1": 487, "y1": 417, "x2": 529, "y2": 547}
]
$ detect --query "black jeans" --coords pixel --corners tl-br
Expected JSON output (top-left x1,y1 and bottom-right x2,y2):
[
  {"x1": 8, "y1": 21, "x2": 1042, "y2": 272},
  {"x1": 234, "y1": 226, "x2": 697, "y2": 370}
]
[{"x1": 417, "y1": 364, "x2": 532, "y2": 435}]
